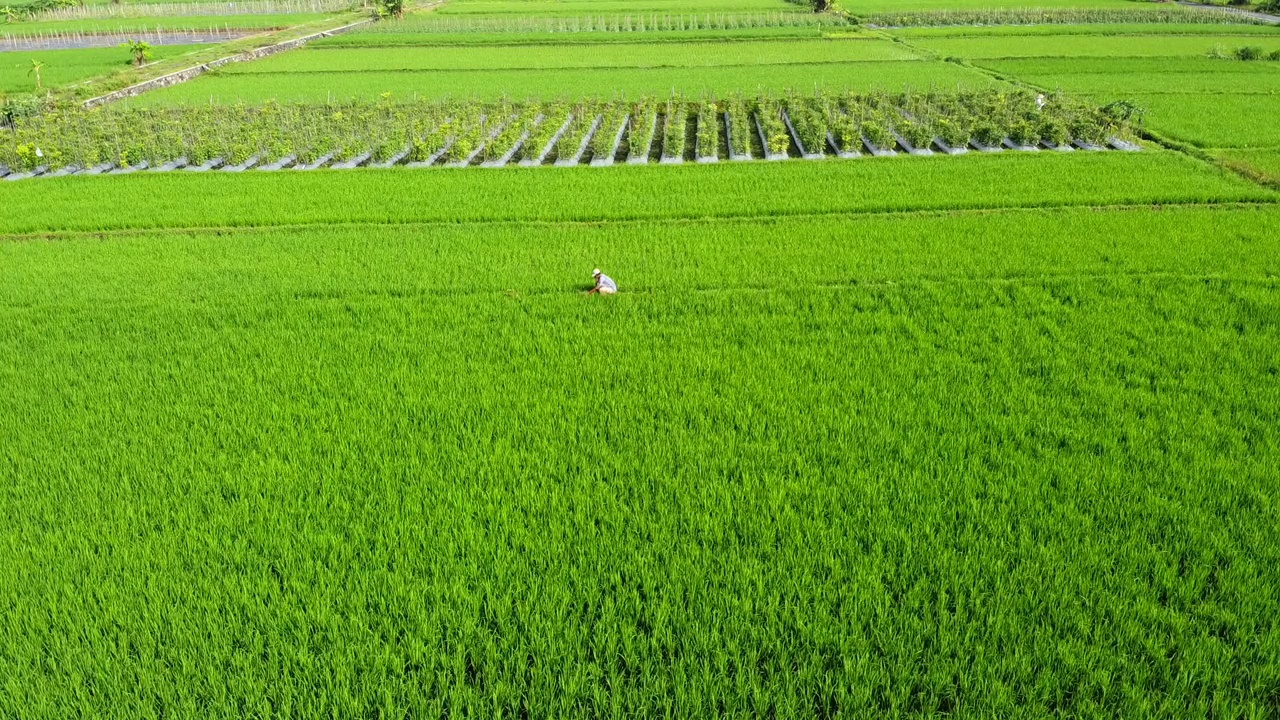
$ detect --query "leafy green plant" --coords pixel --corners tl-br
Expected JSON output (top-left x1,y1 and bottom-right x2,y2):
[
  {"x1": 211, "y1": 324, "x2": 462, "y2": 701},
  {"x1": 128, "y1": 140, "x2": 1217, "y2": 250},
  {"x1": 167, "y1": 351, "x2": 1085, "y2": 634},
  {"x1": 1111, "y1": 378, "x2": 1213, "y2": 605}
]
[
  {"x1": 1008, "y1": 120, "x2": 1039, "y2": 147},
  {"x1": 27, "y1": 59, "x2": 44, "y2": 90},
  {"x1": 121, "y1": 39, "x2": 152, "y2": 68},
  {"x1": 897, "y1": 118, "x2": 933, "y2": 150},
  {"x1": 1038, "y1": 118, "x2": 1069, "y2": 147},
  {"x1": 972, "y1": 121, "x2": 1002, "y2": 148},
  {"x1": 661, "y1": 96, "x2": 687, "y2": 160},
  {"x1": 695, "y1": 101, "x2": 718, "y2": 160},
  {"x1": 860, "y1": 120, "x2": 892, "y2": 151},
  {"x1": 373, "y1": 0, "x2": 404, "y2": 20},
  {"x1": 754, "y1": 96, "x2": 790, "y2": 156},
  {"x1": 934, "y1": 118, "x2": 969, "y2": 149},
  {"x1": 783, "y1": 95, "x2": 826, "y2": 155}
]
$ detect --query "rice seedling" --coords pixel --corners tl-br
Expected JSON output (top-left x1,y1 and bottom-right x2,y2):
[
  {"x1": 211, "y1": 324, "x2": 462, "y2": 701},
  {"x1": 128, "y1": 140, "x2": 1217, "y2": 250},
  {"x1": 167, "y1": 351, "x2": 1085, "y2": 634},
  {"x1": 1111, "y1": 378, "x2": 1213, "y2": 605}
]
[
  {"x1": 861, "y1": 5, "x2": 1268, "y2": 27},
  {"x1": 0, "y1": 151, "x2": 1266, "y2": 234},
  {"x1": 332, "y1": 10, "x2": 844, "y2": 37},
  {"x1": 1, "y1": 202, "x2": 1278, "y2": 717}
]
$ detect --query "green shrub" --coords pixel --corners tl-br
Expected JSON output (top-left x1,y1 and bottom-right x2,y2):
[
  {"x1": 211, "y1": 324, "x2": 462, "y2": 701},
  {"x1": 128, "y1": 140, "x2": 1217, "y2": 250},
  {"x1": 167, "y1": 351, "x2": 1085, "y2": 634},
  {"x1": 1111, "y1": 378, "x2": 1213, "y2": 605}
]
[
  {"x1": 1008, "y1": 120, "x2": 1039, "y2": 147},
  {"x1": 1234, "y1": 45, "x2": 1264, "y2": 60},
  {"x1": 898, "y1": 119, "x2": 933, "y2": 150},
  {"x1": 860, "y1": 120, "x2": 893, "y2": 150},
  {"x1": 1039, "y1": 119, "x2": 1069, "y2": 147},
  {"x1": 935, "y1": 117, "x2": 970, "y2": 148},
  {"x1": 972, "y1": 121, "x2": 1003, "y2": 148}
]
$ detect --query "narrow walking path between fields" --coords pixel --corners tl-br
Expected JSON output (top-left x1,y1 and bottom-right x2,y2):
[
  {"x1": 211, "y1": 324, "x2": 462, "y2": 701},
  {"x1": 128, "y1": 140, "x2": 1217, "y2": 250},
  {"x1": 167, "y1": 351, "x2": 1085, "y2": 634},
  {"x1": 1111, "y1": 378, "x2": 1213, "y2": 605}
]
[{"x1": 78, "y1": 0, "x2": 447, "y2": 108}]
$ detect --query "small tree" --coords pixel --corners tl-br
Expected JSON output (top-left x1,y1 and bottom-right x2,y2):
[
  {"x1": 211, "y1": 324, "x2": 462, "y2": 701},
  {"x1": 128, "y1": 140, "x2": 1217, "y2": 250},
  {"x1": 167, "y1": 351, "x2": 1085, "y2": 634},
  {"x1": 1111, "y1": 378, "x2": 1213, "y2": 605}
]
[
  {"x1": 374, "y1": 0, "x2": 404, "y2": 20},
  {"x1": 28, "y1": 59, "x2": 44, "y2": 90},
  {"x1": 122, "y1": 39, "x2": 152, "y2": 67}
]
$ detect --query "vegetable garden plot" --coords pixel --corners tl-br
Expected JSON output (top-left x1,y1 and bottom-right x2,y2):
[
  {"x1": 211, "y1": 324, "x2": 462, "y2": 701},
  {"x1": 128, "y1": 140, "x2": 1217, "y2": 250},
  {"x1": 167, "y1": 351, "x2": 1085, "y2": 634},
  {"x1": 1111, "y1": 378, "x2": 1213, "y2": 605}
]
[{"x1": 0, "y1": 90, "x2": 1141, "y2": 179}]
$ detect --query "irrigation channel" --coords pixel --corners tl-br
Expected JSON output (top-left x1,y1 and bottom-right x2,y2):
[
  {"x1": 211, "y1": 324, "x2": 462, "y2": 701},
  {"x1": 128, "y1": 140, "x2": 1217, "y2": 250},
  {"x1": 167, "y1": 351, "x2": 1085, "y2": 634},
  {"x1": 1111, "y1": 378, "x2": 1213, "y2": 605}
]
[{"x1": 0, "y1": 108, "x2": 1139, "y2": 180}]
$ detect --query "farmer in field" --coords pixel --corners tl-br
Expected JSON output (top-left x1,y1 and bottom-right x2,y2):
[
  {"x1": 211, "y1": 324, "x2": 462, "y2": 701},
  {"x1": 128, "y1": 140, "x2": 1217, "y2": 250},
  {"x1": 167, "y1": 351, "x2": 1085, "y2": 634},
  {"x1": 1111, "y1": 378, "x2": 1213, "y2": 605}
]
[{"x1": 588, "y1": 268, "x2": 617, "y2": 296}]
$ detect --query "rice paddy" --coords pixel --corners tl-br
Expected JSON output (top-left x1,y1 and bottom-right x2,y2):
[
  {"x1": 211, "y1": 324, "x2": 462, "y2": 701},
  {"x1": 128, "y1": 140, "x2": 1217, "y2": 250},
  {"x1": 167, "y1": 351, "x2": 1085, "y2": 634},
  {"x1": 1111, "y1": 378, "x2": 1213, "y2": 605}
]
[{"x1": 3, "y1": 0, "x2": 1279, "y2": 715}]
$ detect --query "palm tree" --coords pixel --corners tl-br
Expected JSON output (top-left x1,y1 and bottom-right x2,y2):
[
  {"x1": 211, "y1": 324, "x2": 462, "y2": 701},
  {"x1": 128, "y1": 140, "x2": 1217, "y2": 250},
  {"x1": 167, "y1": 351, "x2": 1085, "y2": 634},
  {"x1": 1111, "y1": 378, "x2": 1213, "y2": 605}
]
[{"x1": 28, "y1": 59, "x2": 44, "y2": 90}]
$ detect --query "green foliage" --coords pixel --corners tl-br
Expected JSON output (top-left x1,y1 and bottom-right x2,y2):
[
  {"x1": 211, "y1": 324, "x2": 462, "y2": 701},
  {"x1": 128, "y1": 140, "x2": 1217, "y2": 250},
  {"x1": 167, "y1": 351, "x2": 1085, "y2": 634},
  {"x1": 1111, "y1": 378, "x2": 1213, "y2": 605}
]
[
  {"x1": 549, "y1": 98, "x2": 599, "y2": 162},
  {"x1": 694, "y1": 100, "x2": 718, "y2": 159},
  {"x1": 3, "y1": 153, "x2": 1262, "y2": 234},
  {"x1": 782, "y1": 92, "x2": 826, "y2": 154},
  {"x1": 0, "y1": 93, "x2": 44, "y2": 128},
  {"x1": 587, "y1": 102, "x2": 627, "y2": 161},
  {"x1": 2, "y1": 199, "x2": 1280, "y2": 716},
  {"x1": 0, "y1": 0, "x2": 75, "y2": 21},
  {"x1": 754, "y1": 95, "x2": 791, "y2": 156},
  {"x1": 123, "y1": 38, "x2": 983, "y2": 105},
  {"x1": 661, "y1": 95, "x2": 686, "y2": 160},
  {"x1": 373, "y1": 0, "x2": 404, "y2": 20},
  {"x1": 514, "y1": 101, "x2": 569, "y2": 163},
  {"x1": 26, "y1": 58, "x2": 43, "y2": 90},
  {"x1": 120, "y1": 39, "x2": 153, "y2": 68},
  {"x1": 861, "y1": 5, "x2": 1268, "y2": 27},
  {"x1": 344, "y1": 10, "x2": 842, "y2": 36},
  {"x1": 1007, "y1": 119, "x2": 1039, "y2": 147},
  {"x1": 1234, "y1": 44, "x2": 1264, "y2": 60},
  {"x1": 625, "y1": 98, "x2": 657, "y2": 161},
  {"x1": 0, "y1": 91, "x2": 1130, "y2": 172}
]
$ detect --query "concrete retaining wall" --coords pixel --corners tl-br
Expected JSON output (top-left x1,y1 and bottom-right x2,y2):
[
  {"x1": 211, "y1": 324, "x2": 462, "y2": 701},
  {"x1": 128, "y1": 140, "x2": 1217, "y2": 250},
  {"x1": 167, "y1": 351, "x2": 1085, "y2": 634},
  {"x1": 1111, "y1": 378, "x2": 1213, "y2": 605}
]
[{"x1": 82, "y1": 18, "x2": 376, "y2": 108}]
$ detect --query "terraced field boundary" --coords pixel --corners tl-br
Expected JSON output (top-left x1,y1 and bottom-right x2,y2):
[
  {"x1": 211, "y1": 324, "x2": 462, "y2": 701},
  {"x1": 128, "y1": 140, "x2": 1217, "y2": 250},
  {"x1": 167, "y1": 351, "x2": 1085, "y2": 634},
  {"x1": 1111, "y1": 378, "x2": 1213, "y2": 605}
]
[{"x1": 81, "y1": 17, "x2": 381, "y2": 108}]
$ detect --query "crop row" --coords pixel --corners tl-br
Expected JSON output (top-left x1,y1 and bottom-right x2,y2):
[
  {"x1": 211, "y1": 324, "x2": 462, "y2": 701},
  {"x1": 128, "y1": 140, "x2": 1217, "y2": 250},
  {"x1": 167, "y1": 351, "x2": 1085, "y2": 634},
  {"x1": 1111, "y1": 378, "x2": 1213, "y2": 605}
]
[
  {"x1": 0, "y1": 90, "x2": 1139, "y2": 179},
  {"x1": 862, "y1": 6, "x2": 1269, "y2": 27},
  {"x1": 14, "y1": 0, "x2": 349, "y2": 22},
  {"x1": 349, "y1": 11, "x2": 841, "y2": 36}
]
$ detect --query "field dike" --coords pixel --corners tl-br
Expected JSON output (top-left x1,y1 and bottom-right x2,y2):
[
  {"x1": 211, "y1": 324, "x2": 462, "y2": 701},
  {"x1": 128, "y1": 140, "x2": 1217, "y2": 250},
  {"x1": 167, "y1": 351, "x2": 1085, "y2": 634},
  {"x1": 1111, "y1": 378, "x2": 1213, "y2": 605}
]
[{"x1": 74, "y1": 8, "x2": 453, "y2": 108}]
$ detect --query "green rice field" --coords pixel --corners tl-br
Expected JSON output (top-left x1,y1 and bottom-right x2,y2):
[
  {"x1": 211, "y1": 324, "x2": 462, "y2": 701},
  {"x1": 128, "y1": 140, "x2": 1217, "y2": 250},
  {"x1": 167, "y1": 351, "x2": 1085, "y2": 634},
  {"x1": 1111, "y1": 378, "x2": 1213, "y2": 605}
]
[
  {"x1": 432, "y1": 0, "x2": 804, "y2": 15},
  {"x1": 911, "y1": 33, "x2": 1280, "y2": 58},
  {"x1": 0, "y1": 13, "x2": 333, "y2": 36},
  {"x1": 1, "y1": 45, "x2": 202, "y2": 94},
  {"x1": 3, "y1": 0, "x2": 1280, "y2": 714},
  {"x1": 129, "y1": 54, "x2": 992, "y2": 103}
]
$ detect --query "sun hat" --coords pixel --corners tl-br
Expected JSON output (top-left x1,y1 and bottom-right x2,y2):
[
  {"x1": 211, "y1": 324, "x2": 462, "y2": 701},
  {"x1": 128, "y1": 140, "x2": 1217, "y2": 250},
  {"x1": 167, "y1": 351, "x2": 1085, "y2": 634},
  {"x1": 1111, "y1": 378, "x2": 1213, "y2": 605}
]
[{"x1": 592, "y1": 268, "x2": 602, "y2": 276}]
